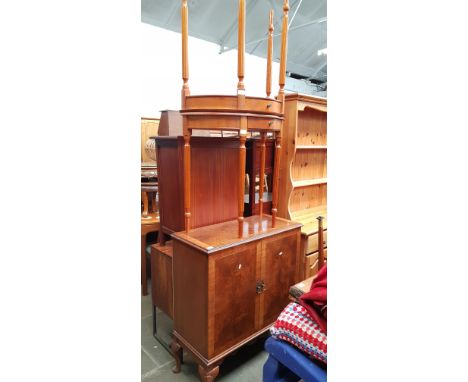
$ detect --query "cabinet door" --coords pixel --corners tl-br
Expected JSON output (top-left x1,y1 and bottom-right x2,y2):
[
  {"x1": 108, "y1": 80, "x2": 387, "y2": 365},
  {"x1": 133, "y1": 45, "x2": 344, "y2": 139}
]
[
  {"x1": 211, "y1": 243, "x2": 259, "y2": 356},
  {"x1": 261, "y1": 232, "x2": 298, "y2": 325}
]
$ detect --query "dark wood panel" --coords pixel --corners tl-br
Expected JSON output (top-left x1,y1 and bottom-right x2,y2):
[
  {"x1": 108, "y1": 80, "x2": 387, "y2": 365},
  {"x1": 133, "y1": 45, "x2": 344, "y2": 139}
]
[
  {"x1": 172, "y1": 240, "x2": 209, "y2": 357},
  {"x1": 150, "y1": 243, "x2": 173, "y2": 318},
  {"x1": 261, "y1": 231, "x2": 298, "y2": 325},
  {"x1": 158, "y1": 110, "x2": 183, "y2": 136},
  {"x1": 156, "y1": 137, "x2": 240, "y2": 235},
  {"x1": 191, "y1": 144, "x2": 239, "y2": 228},
  {"x1": 212, "y1": 244, "x2": 257, "y2": 355},
  {"x1": 157, "y1": 143, "x2": 184, "y2": 234}
]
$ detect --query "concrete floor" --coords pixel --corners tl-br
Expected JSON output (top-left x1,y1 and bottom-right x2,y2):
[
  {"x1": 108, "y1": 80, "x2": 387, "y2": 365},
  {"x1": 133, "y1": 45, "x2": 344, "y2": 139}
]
[{"x1": 141, "y1": 284, "x2": 269, "y2": 381}]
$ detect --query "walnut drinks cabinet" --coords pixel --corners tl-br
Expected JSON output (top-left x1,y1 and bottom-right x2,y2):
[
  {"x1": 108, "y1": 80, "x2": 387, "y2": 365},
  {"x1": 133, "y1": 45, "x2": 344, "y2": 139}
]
[{"x1": 171, "y1": 215, "x2": 301, "y2": 379}]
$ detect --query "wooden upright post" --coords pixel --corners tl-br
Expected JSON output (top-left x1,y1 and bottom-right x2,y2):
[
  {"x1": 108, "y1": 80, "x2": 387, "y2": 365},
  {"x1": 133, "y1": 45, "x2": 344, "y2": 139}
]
[
  {"x1": 237, "y1": 0, "x2": 247, "y2": 237},
  {"x1": 183, "y1": 129, "x2": 191, "y2": 232},
  {"x1": 181, "y1": 0, "x2": 190, "y2": 108},
  {"x1": 238, "y1": 132, "x2": 247, "y2": 237},
  {"x1": 272, "y1": 0, "x2": 288, "y2": 227},
  {"x1": 237, "y1": 0, "x2": 245, "y2": 95},
  {"x1": 277, "y1": 0, "x2": 289, "y2": 112},
  {"x1": 266, "y1": 10, "x2": 274, "y2": 98},
  {"x1": 271, "y1": 130, "x2": 281, "y2": 226},
  {"x1": 181, "y1": 0, "x2": 191, "y2": 232},
  {"x1": 259, "y1": 132, "x2": 266, "y2": 216},
  {"x1": 317, "y1": 216, "x2": 325, "y2": 269}
]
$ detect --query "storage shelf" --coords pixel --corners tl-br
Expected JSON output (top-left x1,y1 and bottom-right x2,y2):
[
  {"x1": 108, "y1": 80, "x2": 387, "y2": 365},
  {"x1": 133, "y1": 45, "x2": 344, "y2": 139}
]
[
  {"x1": 292, "y1": 178, "x2": 327, "y2": 188},
  {"x1": 296, "y1": 145, "x2": 327, "y2": 150},
  {"x1": 290, "y1": 205, "x2": 327, "y2": 236}
]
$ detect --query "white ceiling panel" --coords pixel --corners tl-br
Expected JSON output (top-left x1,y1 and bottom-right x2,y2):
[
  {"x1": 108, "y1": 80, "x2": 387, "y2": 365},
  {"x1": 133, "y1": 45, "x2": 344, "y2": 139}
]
[{"x1": 142, "y1": 0, "x2": 327, "y2": 83}]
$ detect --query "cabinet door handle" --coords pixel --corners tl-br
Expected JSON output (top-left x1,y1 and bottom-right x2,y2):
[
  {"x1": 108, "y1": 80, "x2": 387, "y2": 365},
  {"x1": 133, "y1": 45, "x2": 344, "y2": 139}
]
[
  {"x1": 267, "y1": 103, "x2": 272, "y2": 108},
  {"x1": 268, "y1": 121, "x2": 273, "y2": 126},
  {"x1": 278, "y1": 251, "x2": 283, "y2": 256}
]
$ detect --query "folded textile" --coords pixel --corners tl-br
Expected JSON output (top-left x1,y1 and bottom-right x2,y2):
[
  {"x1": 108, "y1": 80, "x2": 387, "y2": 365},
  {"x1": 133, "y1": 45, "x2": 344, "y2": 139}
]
[
  {"x1": 299, "y1": 264, "x2": 327, "y2": 334},
  {"x1": 270, "y1": 302, "x2": 327, "y2": 364}
]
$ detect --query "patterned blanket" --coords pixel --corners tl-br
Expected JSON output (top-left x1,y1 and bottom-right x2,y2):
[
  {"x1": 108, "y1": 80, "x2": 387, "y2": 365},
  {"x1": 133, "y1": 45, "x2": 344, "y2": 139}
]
[{"x1": 270, "y1": 302, "x2": 327, "y2": 364}]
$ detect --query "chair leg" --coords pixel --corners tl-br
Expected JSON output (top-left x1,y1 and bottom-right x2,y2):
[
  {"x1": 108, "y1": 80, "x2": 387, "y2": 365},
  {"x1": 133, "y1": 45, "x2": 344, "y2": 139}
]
[
  {"x1": 152, "y1": 304, "x2": 157, "y2": 339},
  {"x1": 141, "y1": 235, "x2": 148, "y2": 296}
]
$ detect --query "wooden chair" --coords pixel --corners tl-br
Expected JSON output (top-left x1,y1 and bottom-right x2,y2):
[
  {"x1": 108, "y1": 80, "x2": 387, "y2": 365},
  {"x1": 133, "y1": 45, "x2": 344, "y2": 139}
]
[
  {"x1": 289, "y1": 216, "x2": 325, "y2": 301},
  {"x1": 141, "y1": 182, "x2": 160, "y2": 296}
]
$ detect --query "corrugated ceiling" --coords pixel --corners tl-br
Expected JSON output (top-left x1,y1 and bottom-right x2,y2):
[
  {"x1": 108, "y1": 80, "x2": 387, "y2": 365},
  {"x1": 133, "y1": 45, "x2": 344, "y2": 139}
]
[{"x1": 142, "y1": 0, "x2": 327, "y2": 83}]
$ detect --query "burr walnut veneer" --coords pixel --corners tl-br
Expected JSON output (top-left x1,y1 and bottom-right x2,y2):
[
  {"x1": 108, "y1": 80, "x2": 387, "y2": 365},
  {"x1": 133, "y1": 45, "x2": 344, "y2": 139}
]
[{"x1": 171, "y1": 215, "x2": 301, "y2": 379}]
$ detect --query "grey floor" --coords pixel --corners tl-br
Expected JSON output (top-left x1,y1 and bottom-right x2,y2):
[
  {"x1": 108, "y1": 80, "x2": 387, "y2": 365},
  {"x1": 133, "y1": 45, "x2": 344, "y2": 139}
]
[{"x1": 141, "y1": 283, "x2": 269, "y2": 381}]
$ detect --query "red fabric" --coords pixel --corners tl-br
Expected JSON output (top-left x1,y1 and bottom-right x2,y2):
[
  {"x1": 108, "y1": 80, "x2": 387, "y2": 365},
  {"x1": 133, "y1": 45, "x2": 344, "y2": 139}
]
[{"x1": 299, "y1": 265, "x2": 327, "y2": 334}]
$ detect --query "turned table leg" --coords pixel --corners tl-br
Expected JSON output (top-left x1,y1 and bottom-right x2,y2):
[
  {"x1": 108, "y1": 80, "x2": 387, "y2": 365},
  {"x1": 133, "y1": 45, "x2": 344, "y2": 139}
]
[
  {"x1": 141, "y1": 234, "x2": 148, "y2": 296},
  {"x1": 171, "y1": 339, "x2": 183, "y2": 373},
  {"x1": 198, "y1": 364, "x2": 220, "y2": 382}
]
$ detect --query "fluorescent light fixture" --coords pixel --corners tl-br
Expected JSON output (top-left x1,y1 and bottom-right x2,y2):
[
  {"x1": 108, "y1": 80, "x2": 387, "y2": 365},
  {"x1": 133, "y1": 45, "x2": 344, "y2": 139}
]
[{"x1": 317, "y1": 48, "x2": 327, "y2": 56}]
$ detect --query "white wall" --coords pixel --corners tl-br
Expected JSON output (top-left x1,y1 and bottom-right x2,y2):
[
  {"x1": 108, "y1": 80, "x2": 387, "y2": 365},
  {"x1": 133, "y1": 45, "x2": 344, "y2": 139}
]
[{"x1": 141, "y1": 23, "x2": 280, "y2": 118}]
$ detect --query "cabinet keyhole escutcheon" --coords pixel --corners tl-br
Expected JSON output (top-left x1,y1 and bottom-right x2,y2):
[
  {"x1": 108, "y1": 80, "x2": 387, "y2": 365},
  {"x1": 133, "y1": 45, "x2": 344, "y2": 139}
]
[{"x1": 256, "y1": 280, "x2": 265, "y2": 294}]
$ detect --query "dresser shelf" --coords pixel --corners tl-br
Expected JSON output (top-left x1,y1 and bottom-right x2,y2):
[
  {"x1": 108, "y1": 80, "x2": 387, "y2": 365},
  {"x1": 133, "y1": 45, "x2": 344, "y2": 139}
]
[
  {"x1": 296, "y1": 145, "x2": 327, "y2": 150},
  {"x1": 292, "y1": 178, "x2": 327, "y2": 188}
]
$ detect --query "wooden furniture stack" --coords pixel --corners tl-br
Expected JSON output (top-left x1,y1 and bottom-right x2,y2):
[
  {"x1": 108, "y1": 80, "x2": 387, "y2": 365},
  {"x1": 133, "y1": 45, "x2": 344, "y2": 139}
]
[
  {"x1": 141, "y1": 182, "x2": 159, "y2": 296},
  {"x1": 141, "y1": 117, "x2": 160, "y2": 296},
  {"x1": 151, "y1": 136, "x2": 273, "y2": 325},
  {"x1": 277, "y1": 94, "x2": 327, "y2": 279},
  {"x1": 160, "y1": 2, "x2": 301, "y2": 381},
  {"x1": 150, "y1": 136, "x2": 240, "y2": 321}
]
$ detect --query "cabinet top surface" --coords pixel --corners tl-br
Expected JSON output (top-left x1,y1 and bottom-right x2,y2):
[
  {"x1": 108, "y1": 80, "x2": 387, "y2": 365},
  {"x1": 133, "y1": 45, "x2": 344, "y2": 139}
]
[
  {"x1": 285, "y1": 93, "x2": 327, "y2": 104},
  {"x1": 172, "y1": 215, "x2": 302, "y2": 254}
]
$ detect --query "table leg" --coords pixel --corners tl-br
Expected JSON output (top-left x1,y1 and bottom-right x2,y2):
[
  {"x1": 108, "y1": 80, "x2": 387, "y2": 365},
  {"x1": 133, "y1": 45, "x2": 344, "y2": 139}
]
[{"x1": 141, "y1": 234, "x2": 148, "y2": 296}]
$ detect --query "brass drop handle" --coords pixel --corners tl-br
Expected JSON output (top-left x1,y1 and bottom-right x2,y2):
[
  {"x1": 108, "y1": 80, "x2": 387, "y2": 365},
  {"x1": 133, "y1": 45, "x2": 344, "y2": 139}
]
[
  {"x1": 268, "y1": 121, "x2": 273, "y2": 126},
  {"x1": 267, "y1": 103, "x2": 272, "y2": 108}
]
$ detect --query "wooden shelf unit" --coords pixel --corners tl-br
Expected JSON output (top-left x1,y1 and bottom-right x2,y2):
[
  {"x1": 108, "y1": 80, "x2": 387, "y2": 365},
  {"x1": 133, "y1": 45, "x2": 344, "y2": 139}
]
[{"x1": 278, "y1": 93, "x2": 327, "y2": 279}]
